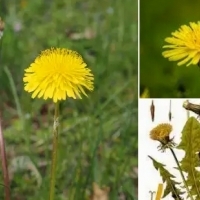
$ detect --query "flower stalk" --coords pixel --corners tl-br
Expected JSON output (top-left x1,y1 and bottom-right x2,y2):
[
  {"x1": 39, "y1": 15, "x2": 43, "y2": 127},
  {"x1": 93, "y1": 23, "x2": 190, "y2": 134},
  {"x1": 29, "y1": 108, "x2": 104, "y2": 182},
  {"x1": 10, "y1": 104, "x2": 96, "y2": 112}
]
[
  {"x1": 22, "y1": 47, "x2": 94, "y2": 199},
  {"x1": 49, "y1": 102, "x2": 59, "y2": 200},
  {"x1": 169, "y1": 148, "x2": 194, "y2": 200}
]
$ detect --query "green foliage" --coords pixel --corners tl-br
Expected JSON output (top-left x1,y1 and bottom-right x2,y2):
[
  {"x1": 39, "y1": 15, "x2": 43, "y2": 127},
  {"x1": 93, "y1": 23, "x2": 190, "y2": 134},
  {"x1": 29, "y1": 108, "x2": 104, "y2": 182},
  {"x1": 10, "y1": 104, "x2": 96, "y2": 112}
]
[
  {"x1": 177, "y1": 117, "x2": 200, "y2": 198},
  {"x1": 0, "y1": 0, "x2": 137, "y2": 199},
  {"x1": 149, "y1": 117, "x2": 200, "y2": 199},
  {"x1": 149, "y1": 156, "x2": 183, "y2": 199}
]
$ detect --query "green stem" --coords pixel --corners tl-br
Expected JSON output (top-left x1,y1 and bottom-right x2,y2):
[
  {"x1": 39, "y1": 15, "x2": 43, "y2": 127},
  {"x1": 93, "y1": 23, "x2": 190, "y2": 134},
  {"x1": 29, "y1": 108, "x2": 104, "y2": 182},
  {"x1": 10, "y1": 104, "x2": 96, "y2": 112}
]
[
  {"x1": 170, "y1": 148, "x2": 194, "y2": 200},
  {"x1": 49, "y1": 102, "x2": 59, "y2": 200}
]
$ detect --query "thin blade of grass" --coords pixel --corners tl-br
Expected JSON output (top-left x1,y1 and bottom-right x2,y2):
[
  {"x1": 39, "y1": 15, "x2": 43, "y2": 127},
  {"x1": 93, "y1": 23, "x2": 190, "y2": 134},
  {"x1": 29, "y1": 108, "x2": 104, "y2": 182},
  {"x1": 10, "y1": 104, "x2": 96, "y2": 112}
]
[{"x1": 4, "y1": 66, "x2": 24, "y2": 124}]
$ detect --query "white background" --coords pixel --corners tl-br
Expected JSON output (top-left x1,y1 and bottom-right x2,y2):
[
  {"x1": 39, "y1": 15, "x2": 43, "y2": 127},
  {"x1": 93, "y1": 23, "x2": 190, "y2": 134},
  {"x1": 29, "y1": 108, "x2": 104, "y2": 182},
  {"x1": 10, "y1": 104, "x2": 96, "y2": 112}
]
[{"x1": 138, "y1": 99, "x2": 200, "y2": 200}]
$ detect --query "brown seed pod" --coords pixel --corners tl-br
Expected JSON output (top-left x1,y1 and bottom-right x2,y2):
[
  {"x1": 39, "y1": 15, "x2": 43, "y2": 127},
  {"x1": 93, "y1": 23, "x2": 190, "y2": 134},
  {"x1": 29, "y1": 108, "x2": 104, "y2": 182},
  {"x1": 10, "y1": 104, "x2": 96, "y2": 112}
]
[{"x1": 150, "y1": 100, "x2": 155, "y2": 122}]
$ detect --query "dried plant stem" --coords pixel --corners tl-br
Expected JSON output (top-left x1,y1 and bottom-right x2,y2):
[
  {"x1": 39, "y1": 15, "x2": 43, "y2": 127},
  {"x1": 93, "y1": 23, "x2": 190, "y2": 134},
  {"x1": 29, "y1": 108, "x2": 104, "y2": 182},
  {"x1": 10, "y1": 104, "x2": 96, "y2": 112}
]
[
  {"x1": 149, "y1": 191, "x2": 155, "y2": 200},
  {"x1": 0, "y1": 113, "x2": 10, "y2": 200},
  {"x1": 187, "y1": 110, "x2": 190, "y2": 119},
  {"x1": 49, "y1": 103, "x2": 59, "y2": 200},
  {"x1": 170, "y1": 148, "x2": 194, "y2": 200}
]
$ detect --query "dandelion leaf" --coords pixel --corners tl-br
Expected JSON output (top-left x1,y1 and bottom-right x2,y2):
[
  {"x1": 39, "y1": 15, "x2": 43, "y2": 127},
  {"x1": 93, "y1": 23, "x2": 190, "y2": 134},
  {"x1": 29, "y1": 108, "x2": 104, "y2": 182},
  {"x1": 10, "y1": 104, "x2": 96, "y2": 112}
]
[
  {"x1": 148, "y1": 156, "x2": 183, "y2": 198},
  {"x1": 163, "y1": 182, "x2": 184, "y2": 200},
  {"x1": 177, "y1": 117, "x2": 200, "y2": 199}
]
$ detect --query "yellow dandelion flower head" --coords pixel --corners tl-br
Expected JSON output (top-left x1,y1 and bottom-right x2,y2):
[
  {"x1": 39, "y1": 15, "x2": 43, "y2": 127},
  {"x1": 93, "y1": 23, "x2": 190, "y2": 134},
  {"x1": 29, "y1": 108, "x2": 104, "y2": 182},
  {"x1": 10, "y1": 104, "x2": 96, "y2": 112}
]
[
  {"x1": 150, "y1": 123, "x2": 172, "y2": 142},
  {"x1": 23, "y1": 48, "x2": 94, "y2": 103},
  {"x1": 140, "y1": 88, "x2": 150, "y2": 98},
  {"x1": 162, "y1": 21, "x2": 200, "y2": 66}
]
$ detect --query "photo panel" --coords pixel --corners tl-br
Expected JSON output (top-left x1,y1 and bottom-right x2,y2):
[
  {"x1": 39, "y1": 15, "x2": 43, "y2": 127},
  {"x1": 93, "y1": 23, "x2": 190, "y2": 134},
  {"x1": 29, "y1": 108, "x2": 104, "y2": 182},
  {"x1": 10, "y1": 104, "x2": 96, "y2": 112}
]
[
  {"x1": 140, "y1": 0, "x2": 200, "y2": 98},
  {"x1": 139, "y1": 98, "x2": 200, "y2": 199}
]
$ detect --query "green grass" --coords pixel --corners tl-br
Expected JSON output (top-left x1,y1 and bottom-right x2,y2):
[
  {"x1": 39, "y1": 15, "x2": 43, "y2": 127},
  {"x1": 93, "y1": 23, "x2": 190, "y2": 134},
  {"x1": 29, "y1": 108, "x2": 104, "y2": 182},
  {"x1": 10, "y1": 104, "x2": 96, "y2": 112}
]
[{"x1": 0, "y1": 0, "x2": 138, "y2": 199}]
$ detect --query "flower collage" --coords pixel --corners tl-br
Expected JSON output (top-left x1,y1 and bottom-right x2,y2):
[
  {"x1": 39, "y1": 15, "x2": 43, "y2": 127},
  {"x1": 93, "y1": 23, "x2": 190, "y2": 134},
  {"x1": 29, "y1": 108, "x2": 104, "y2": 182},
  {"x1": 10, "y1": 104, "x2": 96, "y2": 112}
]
[
  {"x1": 2, "y1": 0, "x2": 200, "y2": 200},
  {"x1": 140, "y1": 1, "x2": 200, "y2": 199}
]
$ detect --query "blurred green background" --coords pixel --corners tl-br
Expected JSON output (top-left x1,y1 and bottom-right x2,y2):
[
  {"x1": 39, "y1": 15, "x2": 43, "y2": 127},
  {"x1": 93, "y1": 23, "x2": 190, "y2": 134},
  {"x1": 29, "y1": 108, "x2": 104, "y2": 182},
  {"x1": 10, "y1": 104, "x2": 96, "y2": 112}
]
[
  {"x1": 140, "y1": 0, "x2": 200, "y2": 98},
  {"x1": 0, "y1": 0, "x2": 137, "y2": 199}
]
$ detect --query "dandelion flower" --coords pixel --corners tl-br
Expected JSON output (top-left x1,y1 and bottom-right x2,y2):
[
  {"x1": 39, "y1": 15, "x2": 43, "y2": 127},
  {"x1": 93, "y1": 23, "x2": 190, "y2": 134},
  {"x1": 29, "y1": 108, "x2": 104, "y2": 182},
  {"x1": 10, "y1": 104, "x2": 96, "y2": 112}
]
[
  {"x1": 162, "y1": 22, "x2": 200, "y2": 66},
  {"x1": 23, "y1": 48, "x2": 94, "y2": 102},
  {"x1": 150, "y1": 123, "x2": 174, "y2": 151},
  {"x1": 150, "y1": 123, "x2": 172, "y2": 141}
]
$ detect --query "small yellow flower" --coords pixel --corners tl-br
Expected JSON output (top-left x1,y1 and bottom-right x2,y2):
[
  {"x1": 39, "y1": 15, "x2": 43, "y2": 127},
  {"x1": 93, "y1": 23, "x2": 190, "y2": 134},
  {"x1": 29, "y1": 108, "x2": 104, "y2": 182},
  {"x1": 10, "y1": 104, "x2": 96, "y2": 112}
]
[
  {"x1": 150, "y1": 123, "x2": 172, "y2": 142},
  {"x1": 162, "y1": 22, "x2": 200, "y2": 66},
  {"x1": 23, "y1": 48, "x2": 94, "y2": 102},
  {"x1": 140, "y1": 88, "x2": 150, "y2": 98}
]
